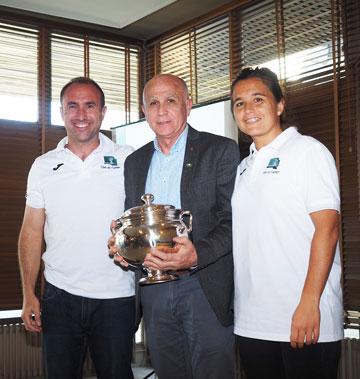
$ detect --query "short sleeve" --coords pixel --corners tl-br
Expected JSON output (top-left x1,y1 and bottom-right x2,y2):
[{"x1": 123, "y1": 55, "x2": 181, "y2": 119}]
[
  {"x1": 25, "y1": 161, "x2": 45, "y2": 209},
  {"x1": 303, "y1": 141, "x2": 340, "y2": 214}
]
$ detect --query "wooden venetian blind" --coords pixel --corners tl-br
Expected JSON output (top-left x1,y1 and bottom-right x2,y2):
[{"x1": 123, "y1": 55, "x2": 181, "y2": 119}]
[
  {"x1": 195, "y1": 18, "x2": 230, "y2": 103},
  {"x1": 0, "y1": 123, "x2": 40, "y2": 311},
  {"x1": 159, "y1": 31, "x2": 193, "y2": 96},
  {"x1": 282, "y1": 0, "x2": 336, "y2": 151},
  {"x1": 234, "y1": 0, "x2": 336, "y2": 149},
  {"x1": 0, "y1": 22, "x2": 39, "y2": 310},
  {"x1": 0, "y1": 22, "x2": 38, "y2": 122},
  {"x1": 51, "y1": 34, "x2": 140, "y2": 127},
  {"x1": 146, "y1": 15, "x2": 230, "y2": 105},
  {"x1": 338, "y1": 0, "x2": 360, "y2": 329},
  {"x1": 237, "y1": 0, "x2": 277, "y2": 69}
]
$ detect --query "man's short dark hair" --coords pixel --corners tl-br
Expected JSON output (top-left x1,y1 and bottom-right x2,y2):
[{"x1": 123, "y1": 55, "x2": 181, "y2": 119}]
[{"x1": 60, "y1": 77, "x2": 105, "y2": 108}]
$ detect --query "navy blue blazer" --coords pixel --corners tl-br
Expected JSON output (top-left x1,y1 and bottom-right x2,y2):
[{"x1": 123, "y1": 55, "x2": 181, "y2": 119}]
[{"x1": 124, "y1": 126, "x2": 240, "y2": 327}]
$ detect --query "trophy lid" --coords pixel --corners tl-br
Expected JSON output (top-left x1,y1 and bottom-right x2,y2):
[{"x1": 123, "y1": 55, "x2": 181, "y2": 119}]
[{"x1": 121, "y1": 194, "x2": 179, "y2": 226}]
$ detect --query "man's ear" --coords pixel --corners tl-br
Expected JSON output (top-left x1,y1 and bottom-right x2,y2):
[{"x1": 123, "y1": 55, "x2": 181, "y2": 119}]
[
  {"x1": 101, "y1": 106, "x2": 107, "y2": 120},
  {"x1": 186, "y1": 97, "x2": 193, "y2": 116}
]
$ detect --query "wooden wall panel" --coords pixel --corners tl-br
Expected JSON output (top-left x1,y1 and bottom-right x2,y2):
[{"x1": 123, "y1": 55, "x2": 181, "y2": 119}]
[{"x1": 0, "y1": 123, "x2": 40, "y2": 310}]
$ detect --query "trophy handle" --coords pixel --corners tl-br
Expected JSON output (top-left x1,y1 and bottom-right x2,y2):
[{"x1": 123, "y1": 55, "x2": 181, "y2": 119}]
[
  {"x1": 124, "y1": 259, "x2": 139, "y2": 269},
  {"x1": 178, "y1": 210, "x2": 192, "y2": 233},
  {"x1": 111, "y1": 218, "x2": 123, "y2": 235}
]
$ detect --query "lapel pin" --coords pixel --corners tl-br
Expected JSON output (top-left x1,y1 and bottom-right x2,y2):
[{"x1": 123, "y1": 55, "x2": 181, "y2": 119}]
[{"x1": 185, "y1": 162, "x2": 193, "y2": 168}]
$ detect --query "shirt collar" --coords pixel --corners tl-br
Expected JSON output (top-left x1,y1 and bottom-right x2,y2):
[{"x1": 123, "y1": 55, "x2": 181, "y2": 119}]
[
  {"x1": 249, "y1": 126, "x2": 298, "y2": 155},
  {"x1": 153, "y1": 125, "x2": 189, "y2": 155},
  {"x1": 55, "y1": 133, "x2": 107, "y2": 156}
]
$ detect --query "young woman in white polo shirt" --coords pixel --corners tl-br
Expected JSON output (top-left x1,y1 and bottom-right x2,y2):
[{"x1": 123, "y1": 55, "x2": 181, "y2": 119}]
[{"x1": 231, "y1": 67, "x2": 343, "y2": 379}]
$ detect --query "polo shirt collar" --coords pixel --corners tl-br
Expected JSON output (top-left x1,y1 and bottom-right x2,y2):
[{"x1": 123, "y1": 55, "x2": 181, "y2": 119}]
[
  {"x1": 55, "y1": 133, "x2": 107, "y2": 156},
  {"x1": 250, "y1": 126, "x2": 298, "y2": 156}
]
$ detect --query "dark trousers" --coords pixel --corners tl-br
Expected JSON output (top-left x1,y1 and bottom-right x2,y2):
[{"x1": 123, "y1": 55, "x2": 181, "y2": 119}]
[
  {"x1": 237, "y1": 336, "x2": 341, "y2": 379},
  {"x1": 141, "y1": 274, "x2": 235, "y2": 379},
  {"x1": 42, "y1": 281, "x2": 135, "y2": 379}
]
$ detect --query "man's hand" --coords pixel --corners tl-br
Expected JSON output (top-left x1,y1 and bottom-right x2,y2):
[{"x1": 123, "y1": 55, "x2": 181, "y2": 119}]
[
  {"x1": 143, "y1": 236, "x2": 198, "y2": 271},
  {"x1": 21, "y1": 294, "x2": 42, "y2": 333},
  {"x1": 290, "y1": 297, "x2": 320, "y2": 348},
  {"x1": 108, "y1": 220, "x2": 129, "y2": 267}
]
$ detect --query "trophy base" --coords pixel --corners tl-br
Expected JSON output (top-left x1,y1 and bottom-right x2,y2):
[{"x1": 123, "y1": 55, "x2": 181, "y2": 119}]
[{"x1": 139, "y1": 273, "x2": 179, "y2": 285}]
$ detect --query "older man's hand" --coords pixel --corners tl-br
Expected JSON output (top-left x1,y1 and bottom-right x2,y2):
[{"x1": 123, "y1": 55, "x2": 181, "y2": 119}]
[{"x1": 143, "y1": 236, "x2": 198, "y2": 271}]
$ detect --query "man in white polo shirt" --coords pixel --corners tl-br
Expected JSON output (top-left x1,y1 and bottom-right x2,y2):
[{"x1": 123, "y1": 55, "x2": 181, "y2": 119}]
[{"x1": 18, "y1": 77, "x2": 135, "y2": 379}]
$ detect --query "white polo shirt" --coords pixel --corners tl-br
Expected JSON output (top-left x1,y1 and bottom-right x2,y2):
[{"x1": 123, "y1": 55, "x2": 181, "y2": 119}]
[
  {"x1": 26, "y1": 133, "x2": 135, "y2": 299},
  {"x1": 232, "y1": 127, "x2": 343, "y2": 342}
]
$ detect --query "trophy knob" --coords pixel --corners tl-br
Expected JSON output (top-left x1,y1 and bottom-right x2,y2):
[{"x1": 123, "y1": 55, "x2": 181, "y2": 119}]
[{"x1": 141, "y1": 193, "x2": 154, "y2": 205}]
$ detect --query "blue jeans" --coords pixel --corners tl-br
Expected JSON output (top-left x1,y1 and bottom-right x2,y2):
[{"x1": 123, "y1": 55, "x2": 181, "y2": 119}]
[
  {"x1": 42, "y1": 281, "x2": 135, "y2": 379},
  {"x1": 141, "y1": 274, "x2": 235, "y2": 379},
  {"x1": 237, "y1": 336, "x2": 341, "y2": 379}
]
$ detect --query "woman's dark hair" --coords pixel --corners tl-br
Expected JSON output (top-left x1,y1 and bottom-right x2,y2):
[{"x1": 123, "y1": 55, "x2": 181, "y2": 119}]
[{"x1": 230, "y1": 67, "x2": 286, "y2": 126}]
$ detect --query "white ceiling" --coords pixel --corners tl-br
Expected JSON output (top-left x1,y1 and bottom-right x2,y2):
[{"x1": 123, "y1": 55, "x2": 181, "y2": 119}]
[{"x1": 0, "y1": 0, "x2": 177, "y2": 28}]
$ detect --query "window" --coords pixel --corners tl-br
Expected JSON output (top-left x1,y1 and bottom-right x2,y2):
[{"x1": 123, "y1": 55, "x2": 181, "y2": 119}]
[
  {"x1": 150, "y1": 15, "x2": 230, "y2": 105},
  {"x1": 195, "y1": 18, "x2": 230, "y2": 103},
  {"x1": 0, "y1": 20, "x2": 140, "y2": 127},
  {"x1": 0, "y1": 22, "x2": 38, "y2": 122},
  {"x1": 51, "y1": 34, "x2": 84, "y2": 125},
  {"x1": 51, "y1": 34, "x2": 140, "y2": 129},
  {"x1": 114, "y1": 99, "x2": 237, "y2": 149}
]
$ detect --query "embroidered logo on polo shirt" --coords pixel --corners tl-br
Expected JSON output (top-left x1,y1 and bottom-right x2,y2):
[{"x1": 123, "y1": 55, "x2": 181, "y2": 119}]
[
  {"x1": 104, "y1": 156, "x2": 117, "y2": 166},
  {"x1": 101, "y1": 156, "x2": 120, "y2": 169},
  {"x1": 52, "y1": 163, "x2": 64, "y2": 171},
  {"x1": 266, "y1": 158, "x2": 280, "y2": 169},
  {"x1": 239, "y1": 168, "x2": 247, "y2": 176},
  {"x1": 263, "y1": 157, "x2": 280, "y2": 174}
]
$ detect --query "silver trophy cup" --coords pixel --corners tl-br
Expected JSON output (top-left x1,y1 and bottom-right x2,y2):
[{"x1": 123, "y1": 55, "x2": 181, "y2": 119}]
[{"x1": 113, "y1": 194, "x2": 192, "y2": 285}]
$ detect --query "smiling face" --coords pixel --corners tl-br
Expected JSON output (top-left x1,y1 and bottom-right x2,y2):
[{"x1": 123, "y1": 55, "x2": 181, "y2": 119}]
[
  {"x1": 60, "y1": 82, "x2": 106, "y2": 151},
  {"x1": 232, "y1": 77, "x2": 284, "y2": 149},
  {"x1": 142, "y1": 74, "x2": 192, "y2": 152}
]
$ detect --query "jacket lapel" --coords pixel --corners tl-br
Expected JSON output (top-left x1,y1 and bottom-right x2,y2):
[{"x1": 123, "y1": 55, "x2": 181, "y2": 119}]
[
  {"x1": 180, "y1": 125, "x2": 200, "y2": 209},
  {"x1": 136, "y1": 142, "x2": 154, "y2": 203}
]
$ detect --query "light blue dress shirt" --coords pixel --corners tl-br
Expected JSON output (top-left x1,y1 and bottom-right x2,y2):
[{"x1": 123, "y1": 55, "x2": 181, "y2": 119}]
[{"x1": 145, "y1": 126, "x2": 188, "y2": 208}]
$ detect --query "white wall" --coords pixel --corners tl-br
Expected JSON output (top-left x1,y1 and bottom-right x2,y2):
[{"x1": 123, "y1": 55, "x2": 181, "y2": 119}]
[{"x1": 113, "y1": 99, "x2": 238, "y2": 149}]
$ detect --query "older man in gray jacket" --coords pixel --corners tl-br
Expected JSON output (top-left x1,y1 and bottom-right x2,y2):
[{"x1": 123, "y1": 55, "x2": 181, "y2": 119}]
[{"x1": 113, "y1": 73, "x2": 240, "y2": 379}]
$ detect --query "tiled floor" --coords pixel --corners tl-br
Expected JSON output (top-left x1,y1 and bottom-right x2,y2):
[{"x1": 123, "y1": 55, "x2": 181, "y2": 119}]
[
  {"x1": 86, "y1": 366, "x2": 156, "y2": 379},
  {"x1": 133, "y1": 366, "x2": 156, "y2": 378}
]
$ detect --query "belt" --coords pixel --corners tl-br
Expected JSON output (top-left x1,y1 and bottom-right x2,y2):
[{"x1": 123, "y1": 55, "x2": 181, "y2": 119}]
[{"x1": 171, "y1": 267, "x2": 197, "y2": 276}]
